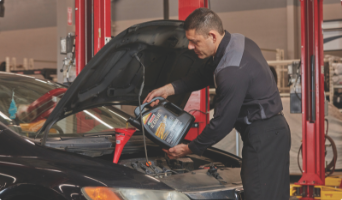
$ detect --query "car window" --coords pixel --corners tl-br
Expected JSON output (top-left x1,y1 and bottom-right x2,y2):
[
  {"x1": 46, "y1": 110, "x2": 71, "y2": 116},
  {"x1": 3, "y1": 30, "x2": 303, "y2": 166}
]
[
  {"x1": 0, "y1": 74, "x2": 132, "y2": 138},
  {"x1": 0, "y1": 77, "x2": 62, "y2": 120},
  {"x1": 47, "y1": 106, "x2": 132, "y2": 136}
]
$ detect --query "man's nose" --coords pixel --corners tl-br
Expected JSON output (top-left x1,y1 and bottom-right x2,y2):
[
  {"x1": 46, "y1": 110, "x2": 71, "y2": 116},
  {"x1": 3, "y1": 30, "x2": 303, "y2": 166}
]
[{"x1": 188, "y1": 43, "x2": 195, "y2": 50}]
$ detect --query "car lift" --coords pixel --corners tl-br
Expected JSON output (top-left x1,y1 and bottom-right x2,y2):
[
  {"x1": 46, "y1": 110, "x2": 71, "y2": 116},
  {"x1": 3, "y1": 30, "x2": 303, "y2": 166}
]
[
  {"x1": 74, "y1": 0, "x2": 210, "y2": 141},
  {"x1": 73, "y1": 0, "x2": 342, "y2": 199},
  {"x1": 74, "y1": 0, "x2": 111, "y2": 75},
  {"x1": 291, "y1": 0, "x2": 342, "y2": 199}
]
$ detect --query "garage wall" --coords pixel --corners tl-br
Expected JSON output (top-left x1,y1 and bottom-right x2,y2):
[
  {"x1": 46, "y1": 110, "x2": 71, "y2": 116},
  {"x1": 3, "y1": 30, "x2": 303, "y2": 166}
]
[
  {"x1": 111, "y1": 0, "x2": 295, "y2": 60},
  {"x1": 216, "y1": 7, "x2": 289, "y2": 60},
  {"x1": 112, "y1": 0, "x2": 341, "y2": 60},
  {"x1": 112, "y1": 0, "x2": 299, "y2": 60},
  {"x1": 0, "y1": 0, "x2": 341, "y2": 80},
  {"x1": 0, "y1": 27, "x2": 57, "y2": 69},
  {"x1": 324, "y1": 2, "x2": 342, "y2": 21},
  {"x1": 323, "y1": 2, "x2": 342, "y2": 57},
  {"x1": 0, "y1": 0, "x2": 57, "y2": 69}
]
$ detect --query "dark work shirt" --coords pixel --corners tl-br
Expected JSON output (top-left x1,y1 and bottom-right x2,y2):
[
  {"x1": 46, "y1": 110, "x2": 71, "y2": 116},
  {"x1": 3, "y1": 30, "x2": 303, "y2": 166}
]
[{"x1": 171, "y1": 31, "x2": 283, "y2": 155}]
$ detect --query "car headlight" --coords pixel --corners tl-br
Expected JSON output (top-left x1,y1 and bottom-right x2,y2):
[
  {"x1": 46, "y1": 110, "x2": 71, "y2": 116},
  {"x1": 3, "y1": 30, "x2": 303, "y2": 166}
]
[{"x1": 81, "y1": 187, "x2": 190, "y2": 200}]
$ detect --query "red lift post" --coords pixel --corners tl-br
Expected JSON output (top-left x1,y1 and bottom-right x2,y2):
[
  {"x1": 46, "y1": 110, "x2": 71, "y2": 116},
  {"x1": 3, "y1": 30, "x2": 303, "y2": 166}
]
[
  {"x1": 297, "y1": 0, "x2": 325, "y2": 199},
  {"x1": 179, "y1": 0, "x2": 211, "y2": 141},
  {"x1": 74, "y1": 0, "x2": 112, "y2": 135},
  {"x1": 93, "y1": 0, "x2": 111, "y2": 55},
  {"x1": 75, "y1": 0, "x2": 111, "y2": 76},
  {"x1": 75, "y1": 0, "x2": 85, "y2": 76}
]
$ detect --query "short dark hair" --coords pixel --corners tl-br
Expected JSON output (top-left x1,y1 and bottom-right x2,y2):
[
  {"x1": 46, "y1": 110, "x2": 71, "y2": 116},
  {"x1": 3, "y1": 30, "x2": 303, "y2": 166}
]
[{"x1": 184, "y1": 8, "x2": 224, "y2": 36}]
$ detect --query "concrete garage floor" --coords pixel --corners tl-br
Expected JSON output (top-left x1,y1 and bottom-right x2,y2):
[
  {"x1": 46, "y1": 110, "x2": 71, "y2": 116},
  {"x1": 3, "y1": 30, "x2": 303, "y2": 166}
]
[{"x1": 213, "y1": 97, "x2": 342, "y2": 174}]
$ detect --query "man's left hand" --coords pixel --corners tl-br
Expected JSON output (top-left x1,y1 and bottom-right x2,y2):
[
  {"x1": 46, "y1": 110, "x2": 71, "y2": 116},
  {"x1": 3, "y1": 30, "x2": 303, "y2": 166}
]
[{"x1": 162, "y1": 144, "x2": 192, "y2": 159}]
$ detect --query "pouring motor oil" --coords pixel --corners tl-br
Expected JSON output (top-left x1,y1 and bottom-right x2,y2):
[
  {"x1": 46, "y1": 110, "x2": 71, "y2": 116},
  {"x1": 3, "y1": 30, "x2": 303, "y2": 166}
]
[{"x1": 128, "y1": 97, "x2": 195, "y2": 149}]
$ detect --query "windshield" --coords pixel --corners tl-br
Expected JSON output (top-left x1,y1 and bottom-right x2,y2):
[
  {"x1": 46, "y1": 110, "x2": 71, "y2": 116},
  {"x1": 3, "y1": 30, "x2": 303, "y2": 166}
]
[{"x1": 0, "y1": 73, "x2": 132, "y2": 138}]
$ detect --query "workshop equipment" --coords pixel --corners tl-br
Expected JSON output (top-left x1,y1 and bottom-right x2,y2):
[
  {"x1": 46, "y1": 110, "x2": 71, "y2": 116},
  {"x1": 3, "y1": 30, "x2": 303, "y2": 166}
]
[
  {"x1": 128, "y1": 97, "x2": 195, "y2": 149},
  {"x1": 288, "y1": 61, "x2": 302, "y2": 113},
  {"x1": 289, "y1": 0, "x2": 342, "y2": 199},
  {"x1": 113, "y1": 128, "x2": 136, "y2": 164},
  {"x1": 75, "y1": 0, "x2": 111, "y2": 76},
  {"x1": 297, "y1": 0, "x2": 326, "y2": 190},
  {"x1": 60, "y1": 33, "x2": 76, "y2": 84}
]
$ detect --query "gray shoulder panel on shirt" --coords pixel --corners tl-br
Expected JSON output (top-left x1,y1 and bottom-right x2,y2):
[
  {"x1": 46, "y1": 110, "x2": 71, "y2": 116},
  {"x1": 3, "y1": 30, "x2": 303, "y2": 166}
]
[{"x1": 215, "y1": 33, "x2": 245, "y2": 75}]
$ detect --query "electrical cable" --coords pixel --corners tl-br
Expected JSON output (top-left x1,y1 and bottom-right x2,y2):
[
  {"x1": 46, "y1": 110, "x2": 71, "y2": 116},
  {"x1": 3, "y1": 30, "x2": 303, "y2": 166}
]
[
  {"x1": 324, "y1": 119, "x2": 337, "y2": 176},
  {"x1": 297, "y1": 144, "x2": 302, "y2": 173},
  {"x1": 325, "y1": 118, "x2": 329, "y2": 142},
  {"x1": 297, "y1": 118, "x2": 337, "y2": 177},
  {"x1": 134, "y1": 53, "x2": 156, "y2": 174},
  {"x1": 325, "y1": 135, "x2": 337, "y2": 177},
  {"x1": 188, "y1": 109, "x2": 207, "y2": 115}
]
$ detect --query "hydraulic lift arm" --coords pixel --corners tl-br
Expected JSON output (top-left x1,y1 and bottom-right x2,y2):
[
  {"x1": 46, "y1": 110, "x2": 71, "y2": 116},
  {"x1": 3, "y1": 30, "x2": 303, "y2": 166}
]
[
  {"x1": 75, "y1": 0, "x2": 111, "y2": 76},
  {"x1": 298, "y1": 0, "x2": 325, "y2": 189},
  {"x1": 292, "y1": 1, "x2": 342, "y2": 199}
]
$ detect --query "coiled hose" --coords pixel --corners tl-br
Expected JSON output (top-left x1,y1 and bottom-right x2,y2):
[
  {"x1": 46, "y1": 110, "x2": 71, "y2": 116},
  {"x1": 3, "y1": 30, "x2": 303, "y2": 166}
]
[{"x1": 297, "y1": 118, "x2": 338, "y2": 177}]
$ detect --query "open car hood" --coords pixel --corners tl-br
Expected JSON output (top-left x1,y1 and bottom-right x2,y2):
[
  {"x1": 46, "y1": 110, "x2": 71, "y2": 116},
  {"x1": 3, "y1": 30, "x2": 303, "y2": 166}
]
[{"x1": 40, "y1": 20, "x2": 207, "y2": 143}]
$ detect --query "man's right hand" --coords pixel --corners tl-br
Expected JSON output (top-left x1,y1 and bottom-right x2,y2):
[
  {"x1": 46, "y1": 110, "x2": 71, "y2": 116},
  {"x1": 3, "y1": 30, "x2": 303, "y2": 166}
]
[{"x1": 143, "y1": 84, "x2": 175, "y2": 107}]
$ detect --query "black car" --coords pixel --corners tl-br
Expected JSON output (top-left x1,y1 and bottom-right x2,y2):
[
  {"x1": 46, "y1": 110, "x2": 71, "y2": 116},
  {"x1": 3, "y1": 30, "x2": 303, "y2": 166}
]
[{"x1": 0, "y1": 20, "x2": 244, "y2": 200}]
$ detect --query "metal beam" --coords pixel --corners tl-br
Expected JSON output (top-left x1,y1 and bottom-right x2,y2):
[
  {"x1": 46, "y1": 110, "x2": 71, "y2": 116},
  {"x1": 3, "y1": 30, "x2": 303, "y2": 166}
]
[
  {"x1": 75, "y1": 0, "x2": 86, "y2": 75},
  {"x1": 297, "y1": 0, "x2": 325, "y2": 199},
  {"x1": 93, "y1": 0, "x2": 111, "y2": 55}
]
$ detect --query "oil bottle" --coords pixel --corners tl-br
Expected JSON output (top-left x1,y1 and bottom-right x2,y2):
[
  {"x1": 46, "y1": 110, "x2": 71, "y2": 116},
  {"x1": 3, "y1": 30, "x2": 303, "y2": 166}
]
[{"x1": 128, "y1": 97, "x2": 195, "y2": 149}]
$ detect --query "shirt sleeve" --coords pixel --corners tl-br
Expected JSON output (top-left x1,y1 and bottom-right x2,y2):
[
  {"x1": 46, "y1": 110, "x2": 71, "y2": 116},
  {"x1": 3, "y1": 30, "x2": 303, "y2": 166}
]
[
  {"x1": 171, "y1": 58, "x2": 214, "y2": 94},
  {"x1": 188, "y1": 66, "x2": 249, "y2": 155}
]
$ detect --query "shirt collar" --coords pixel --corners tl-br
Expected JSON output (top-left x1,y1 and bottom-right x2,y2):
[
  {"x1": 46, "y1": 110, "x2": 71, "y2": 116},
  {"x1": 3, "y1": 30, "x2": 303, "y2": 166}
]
[{"x1": 213, "y1": 30, "x2": 231, "y2": 66}]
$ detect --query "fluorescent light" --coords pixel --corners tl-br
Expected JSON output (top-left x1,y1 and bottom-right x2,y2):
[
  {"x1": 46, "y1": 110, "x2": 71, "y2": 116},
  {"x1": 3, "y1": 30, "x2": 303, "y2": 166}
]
[
  {"x1": 25, "y1": 139, "x2": 35, "y2": 145},
  {"x1": 83, "y1": 110, "x2": 113, "y2": 129},
  {"x1": 0, "y1": 111, "x2": 11, "y2": 121},
  {"x1": 105, "y1": 107, "x2": 127, "y2": 121},
  {"x1": 35, "y1": 79, "x2": 47, "y2": 83}
]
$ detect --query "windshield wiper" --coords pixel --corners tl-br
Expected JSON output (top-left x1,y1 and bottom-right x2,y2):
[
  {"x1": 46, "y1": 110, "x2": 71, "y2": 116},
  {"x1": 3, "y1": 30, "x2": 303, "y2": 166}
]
[{"x1": 83, "y1": 132, "x2": 116, "y2": 137}]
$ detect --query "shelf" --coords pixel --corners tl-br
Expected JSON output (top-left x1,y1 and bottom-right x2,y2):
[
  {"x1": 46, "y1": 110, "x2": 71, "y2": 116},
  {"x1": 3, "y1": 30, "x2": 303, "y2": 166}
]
[{"x1": 333, "y1": 85, "x2": 342, "y2": 89}]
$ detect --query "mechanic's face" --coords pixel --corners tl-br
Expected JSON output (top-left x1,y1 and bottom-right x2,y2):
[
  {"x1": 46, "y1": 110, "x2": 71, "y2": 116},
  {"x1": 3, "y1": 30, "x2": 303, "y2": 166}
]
[{"x1": 186, "y1": 29, "x2": 216, "y2": 59}]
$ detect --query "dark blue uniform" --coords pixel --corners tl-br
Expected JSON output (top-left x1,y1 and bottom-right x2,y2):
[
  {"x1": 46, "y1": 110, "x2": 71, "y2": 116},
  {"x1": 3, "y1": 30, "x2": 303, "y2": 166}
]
[{"x1": 172, "y1": 31, "x2": 291, "y2": 200}]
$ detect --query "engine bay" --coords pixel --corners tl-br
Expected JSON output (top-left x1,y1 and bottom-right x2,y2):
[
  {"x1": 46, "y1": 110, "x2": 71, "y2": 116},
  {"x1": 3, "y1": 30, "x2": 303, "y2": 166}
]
[{"x1": 118, "y1": 153, "x2": 227, "y2": 179}]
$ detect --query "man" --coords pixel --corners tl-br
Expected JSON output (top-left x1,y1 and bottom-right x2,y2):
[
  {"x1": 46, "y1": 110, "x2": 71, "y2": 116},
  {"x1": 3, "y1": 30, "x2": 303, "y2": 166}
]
[{"x1": 143, "y1": 8, "x2": 291, "y2": 200}]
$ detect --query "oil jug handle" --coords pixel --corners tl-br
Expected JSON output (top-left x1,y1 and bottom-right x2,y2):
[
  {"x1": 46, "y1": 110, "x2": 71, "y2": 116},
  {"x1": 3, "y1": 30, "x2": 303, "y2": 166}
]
[
  {"x1": 134, "y1": 97, "x2": 165, "y2": 117},
  {"x1": 162, "y1": 101, "x2": 184, "y2": 116}
]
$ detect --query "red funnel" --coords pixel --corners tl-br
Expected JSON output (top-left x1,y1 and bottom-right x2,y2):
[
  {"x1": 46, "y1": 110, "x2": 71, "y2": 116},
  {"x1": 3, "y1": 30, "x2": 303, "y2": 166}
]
[{"x1": 113, "y1": 128, "x2": 136, "y2": 164}]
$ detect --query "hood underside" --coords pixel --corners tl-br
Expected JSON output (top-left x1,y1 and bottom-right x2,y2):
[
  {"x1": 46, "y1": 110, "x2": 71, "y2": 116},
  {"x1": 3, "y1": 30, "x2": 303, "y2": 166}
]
[{"x1": 40, "y1": 20, "x2": 207, "y2": 140}]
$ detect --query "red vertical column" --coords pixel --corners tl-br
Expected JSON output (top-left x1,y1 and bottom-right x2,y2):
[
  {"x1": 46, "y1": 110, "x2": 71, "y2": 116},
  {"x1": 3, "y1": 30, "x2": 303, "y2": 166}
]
[
  {"x1": 93, "y1": 0, "x2": 111, "y2": 55},
  {"x1": 86, "y1": 0, "x2": 93, "y2": 63},
  {"x1": 93, "y1": 0, "x2": 102, "y2": 55},
  {"x1": 179, "y1": 0, "x2": 204, "y2": 21},
  {"x1": 103, "y1": 0, "x2": 111, "y2": 46},
  {"x1": 75, "y1": 0, "x2": 85, "y2": 75},
  {"x1": 179, "y1": 0, "x2": 210, "y2": 141},
  {"x1": 297, "y1": 0, "x2": 325, "y2": 199}
]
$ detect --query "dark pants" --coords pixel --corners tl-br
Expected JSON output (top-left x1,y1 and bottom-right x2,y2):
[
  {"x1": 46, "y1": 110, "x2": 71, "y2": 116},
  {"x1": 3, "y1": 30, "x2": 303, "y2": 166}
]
[{"x1": 240, "y1": 114, "x2": 291, "y2": 200}]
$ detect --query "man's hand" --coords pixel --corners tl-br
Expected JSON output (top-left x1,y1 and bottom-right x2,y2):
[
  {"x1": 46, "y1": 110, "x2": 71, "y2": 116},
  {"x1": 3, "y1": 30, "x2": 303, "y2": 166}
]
[
  {"x1": 162, "y1": 144, "x2": 192, "y2": 159},
  {"x1": 143, "y1": 84, "x2": 175, "y2": 107}
]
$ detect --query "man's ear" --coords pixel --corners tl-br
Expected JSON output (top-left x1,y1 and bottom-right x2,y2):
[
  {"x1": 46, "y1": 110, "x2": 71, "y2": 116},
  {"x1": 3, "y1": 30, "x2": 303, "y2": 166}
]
[{"x1": 208, "y1": 31, "x2": 217, "y2": 43}]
